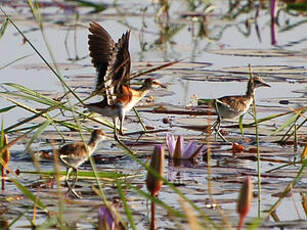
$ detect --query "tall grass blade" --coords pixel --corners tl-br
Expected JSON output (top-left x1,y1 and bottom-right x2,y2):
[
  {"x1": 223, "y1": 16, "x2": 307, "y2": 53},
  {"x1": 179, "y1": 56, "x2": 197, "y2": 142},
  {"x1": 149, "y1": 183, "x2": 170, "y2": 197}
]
[
  {"x1": 3, "y1": 83, "x2": 67, "y2": 108},
  {"x1": 271, "y1": 113, "x2": 299, "y2": 136},
  {"x1": 27, "y1": 0, "x2": 42, "y2": 28},
  {"x1": 243, "y1": 107, "x2": 306, "y2": 127},
  {"x1": 301, "y1": 144, "x2": 307, "y2": 162},
  {"x1": 34, "y1": 215, "x2": 58, "y2": 230},
  {"x1": 25, "y1": 119, "x2": 52, "y2": 171},
  {"x1": 0, "y1": 120, "x2": 4, "y2": 147},
  {"x1": 0, "y1": 94, "x2": 84, "y2": 132},
  {"x1": 179, "y1": 198, "x2": 202, "y2": 230},
  {"x1": 239, "y1": 114, "x2": 244, "y2": 136},
  {"x1": 3, "y1": 103, "x2": 61, "y2": 133},
  {"x1": 0, "y1": 54, "x2": 32, "y2": 70},
  {"x1": 22, "y1": 170, "x2": 131, "y2": 180},
  {"x1": 7, "y1": 207, "x2": 32, "y2": 229},
  {"x1": 0, "y1": 105, "x2": 16, "y2": 113},
  {"x1": 9, "y1": 178, "x2": 48, "y2": 212},
  {"x1": 0, "y1": 8, "x2": 83, "y2": 104},
  {"x1": 3, "y1": 92, "x2": 59, "y2": 107},
  {"x1": 266, "y1": 159, "x2": 307, "y2": 218},
  {"x1": 69, "y1": 0, "x2": 107, "y2": 12},
  {"x1": 117, "y1": 180, "x2": 136, "y2": 230},
  {"x1": 0, "y1": 17, "x2": 9, "y2": 39}
]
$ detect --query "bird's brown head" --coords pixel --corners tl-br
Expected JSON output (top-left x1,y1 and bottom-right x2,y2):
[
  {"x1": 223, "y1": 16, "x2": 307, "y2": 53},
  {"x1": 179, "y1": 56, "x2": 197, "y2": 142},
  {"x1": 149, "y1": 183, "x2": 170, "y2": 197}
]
[
  {"x1": 91, "y1": 129, "x2": 106, "y2": 142},
  {"x1": 253, "y1": 76, "x2": 271, "y2": 88},
  {"x1": 143, "y1": 78, "x2": 167, "y2": 89}
]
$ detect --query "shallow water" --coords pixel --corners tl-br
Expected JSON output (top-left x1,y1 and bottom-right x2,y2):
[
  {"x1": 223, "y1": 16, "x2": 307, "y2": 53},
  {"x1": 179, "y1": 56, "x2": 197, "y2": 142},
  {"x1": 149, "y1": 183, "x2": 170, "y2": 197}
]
[{"x1": 1, "y1": 0, "x2": 307, "y2": 229}]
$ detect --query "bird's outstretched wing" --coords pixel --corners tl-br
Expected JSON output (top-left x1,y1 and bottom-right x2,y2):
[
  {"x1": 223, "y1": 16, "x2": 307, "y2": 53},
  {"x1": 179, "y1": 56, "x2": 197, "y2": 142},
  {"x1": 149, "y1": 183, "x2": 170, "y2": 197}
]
[
  {"x1": 106, "y1": 30, "x2": 131, "y2": 88},
  {"x1": 88, "y1": 21, "x2": 115, "y2": 93},
  {"x1": 88, "y1": 21, "x2": 131, "y2": 105}
]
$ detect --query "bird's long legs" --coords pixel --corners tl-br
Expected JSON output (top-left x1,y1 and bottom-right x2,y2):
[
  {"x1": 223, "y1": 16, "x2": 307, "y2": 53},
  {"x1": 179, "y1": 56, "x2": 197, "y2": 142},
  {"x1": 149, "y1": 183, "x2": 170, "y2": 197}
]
[
  {"x1": 113, "y1": 117, "x2": 120, "y2": 140},
  {"x1": 211, "y1": 100, "x2": 228, "y2": 142},
  {"x1": 71, "y1": 168, "x2": 79, "y2": 189},
  {"x1": 65, "y1": 167, "x2": 81, "y2": 198},
  {"x1": 212, "y1": 116, "x2": 228, "y2": 142},
  {"x1": 119, "y1": 109, "x2": 125, "y2": 136}
]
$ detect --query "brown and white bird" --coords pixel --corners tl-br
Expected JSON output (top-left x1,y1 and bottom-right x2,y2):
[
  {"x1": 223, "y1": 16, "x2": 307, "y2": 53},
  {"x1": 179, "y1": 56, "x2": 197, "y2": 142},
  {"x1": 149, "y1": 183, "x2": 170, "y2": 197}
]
[
  {"x1": 57, "y1": 129, "x2": 106, "y2": 198},
  {"x1": 212, "y1": 75, "x2": 271, "y2": 141},
  {"x1": 85, "y1": 21, "x2": 166, "y2": 137}
]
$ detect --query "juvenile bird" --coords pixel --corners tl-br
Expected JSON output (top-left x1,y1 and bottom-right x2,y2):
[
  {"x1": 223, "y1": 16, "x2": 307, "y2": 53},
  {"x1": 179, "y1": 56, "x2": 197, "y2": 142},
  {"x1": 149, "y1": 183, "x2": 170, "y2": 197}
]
[
  {"x1": 57, "y1": 129, "x2": 106, "y2": 198},
  {"x1": 212, "y1": 75, "x2": 270, "y2": 141}
]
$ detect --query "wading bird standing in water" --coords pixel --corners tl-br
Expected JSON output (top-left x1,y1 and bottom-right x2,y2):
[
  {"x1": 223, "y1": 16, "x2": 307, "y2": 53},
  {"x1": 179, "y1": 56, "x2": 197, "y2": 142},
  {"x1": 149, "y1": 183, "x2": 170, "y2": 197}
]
[
  {"x1": 212, "y1": 75, "x2": 270, "y2": 142},
  {"x1": 57, "y1": 129, "x2": 106, "y2": 198},
  {"x1": 85, "y1": 21, "x2": 166, "y2": 138}
]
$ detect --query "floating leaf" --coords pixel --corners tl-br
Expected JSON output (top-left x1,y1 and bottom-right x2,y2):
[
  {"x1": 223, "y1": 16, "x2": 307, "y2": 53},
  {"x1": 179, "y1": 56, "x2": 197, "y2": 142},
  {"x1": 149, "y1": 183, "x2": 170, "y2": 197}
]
[
  {"x1": 208, "y1": 49, "x2": 296, "y2": 57},
  {"x1": 232, "y1": 142, "x2": 245, "y2": 153},
  {"x1": 219, "y1": 65, "x2": 307, "y2": 75}
]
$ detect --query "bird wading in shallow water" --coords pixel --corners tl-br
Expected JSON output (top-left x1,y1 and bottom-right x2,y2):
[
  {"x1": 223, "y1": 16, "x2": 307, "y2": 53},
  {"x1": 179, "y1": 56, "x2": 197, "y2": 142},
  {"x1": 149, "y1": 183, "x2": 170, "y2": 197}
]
[
  {"x1": 212, "y1": 75, "x2": 271, "y2": 142},
  {"x1": 85, "y1": 21, "x2": 166, "y2": 138},
  {"x1": 57, "y1": 129, "x2": 106, "y2": 198}
]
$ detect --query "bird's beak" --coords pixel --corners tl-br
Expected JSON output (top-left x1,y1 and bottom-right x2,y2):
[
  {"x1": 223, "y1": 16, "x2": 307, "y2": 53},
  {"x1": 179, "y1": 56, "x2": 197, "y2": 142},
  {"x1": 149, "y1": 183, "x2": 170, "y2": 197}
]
[
  {"x1": 154, "y1": 81, "x2": 167, "y2": 89},
  {"x1": 262, "y1": 82, "x2": 271, "y2": 87}
]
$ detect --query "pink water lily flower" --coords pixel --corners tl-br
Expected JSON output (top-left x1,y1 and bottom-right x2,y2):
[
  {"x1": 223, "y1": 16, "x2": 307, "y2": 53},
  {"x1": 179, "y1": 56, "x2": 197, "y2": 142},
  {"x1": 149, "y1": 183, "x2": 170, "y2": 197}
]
[{"x1": 166, "y1": 133, "x2": 205, "y2": 160}]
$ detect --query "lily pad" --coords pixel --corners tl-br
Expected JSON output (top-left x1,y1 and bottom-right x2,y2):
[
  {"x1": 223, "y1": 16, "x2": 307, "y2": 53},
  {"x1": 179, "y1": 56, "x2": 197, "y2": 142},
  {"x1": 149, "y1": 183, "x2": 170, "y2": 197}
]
[
  {"x1": 14, "y1": 63, "x2": 85, "y2": 71},
  {"x1": 208, "y1": 49, "x2": 297, "y2": 57},
  {"x1": 132, "y1": 61, "x2": 212, "y2": 71},
  {"x1": 218, "y1": 65, "x2": 307, "y2": 75}
]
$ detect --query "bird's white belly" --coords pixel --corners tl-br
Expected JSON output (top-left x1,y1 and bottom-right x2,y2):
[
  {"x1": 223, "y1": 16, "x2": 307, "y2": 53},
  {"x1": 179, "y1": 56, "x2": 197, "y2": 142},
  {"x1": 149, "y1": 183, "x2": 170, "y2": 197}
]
[{"x1": 218, "y1": 101, "x2": 252, "y2": 120}]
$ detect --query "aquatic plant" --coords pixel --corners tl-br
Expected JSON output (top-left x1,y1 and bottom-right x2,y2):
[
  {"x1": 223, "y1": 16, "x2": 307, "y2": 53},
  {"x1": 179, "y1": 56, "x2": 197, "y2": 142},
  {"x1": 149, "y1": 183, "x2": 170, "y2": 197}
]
[
  {"x1": 98, "y1": 206, "x2": 116, "y2": 230},
  {"x1": 166, "y1": 133, "x2": 205, "y2": 160},
  {"x1": 146, "y1": 144, "x2": 165, "y2": 196},
  {"x1": 237, "y1": 177, "x2": 253, "y2": 230},
  {"x1": 146, "y1": 144, "x2": 165, "y2": 230}
]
